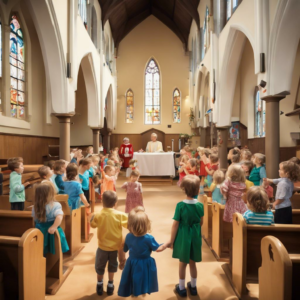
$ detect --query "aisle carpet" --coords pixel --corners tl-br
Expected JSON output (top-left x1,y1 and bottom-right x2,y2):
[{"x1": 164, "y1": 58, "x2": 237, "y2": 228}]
[{"x1": 48, "y1": 174, "x2": 238, "y2": 300}]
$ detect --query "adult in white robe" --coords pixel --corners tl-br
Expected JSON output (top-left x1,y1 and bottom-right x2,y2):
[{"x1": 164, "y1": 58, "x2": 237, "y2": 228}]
[{"x1": 146, "y1": 133, "x2": 163, "y2": 152}]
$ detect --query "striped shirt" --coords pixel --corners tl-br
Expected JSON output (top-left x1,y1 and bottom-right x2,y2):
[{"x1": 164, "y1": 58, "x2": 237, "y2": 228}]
[{"x1": 243, "y1": 210, "x2": 274, "y2": 225}]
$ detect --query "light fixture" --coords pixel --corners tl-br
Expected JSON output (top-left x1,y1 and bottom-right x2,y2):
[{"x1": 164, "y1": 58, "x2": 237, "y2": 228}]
[{"x1": 258, "y1": 80, "x2": 267, "y2": 93}]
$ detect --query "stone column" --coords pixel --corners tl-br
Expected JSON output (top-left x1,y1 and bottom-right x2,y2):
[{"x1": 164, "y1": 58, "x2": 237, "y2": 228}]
[
  {"x1": 199, "y1": 127, "x2": 206, "y2": 147},
  {"x1": 55, "y1": 114, "x2": 74, "y2": 161},
  {"x1": 107, "y1": 132, "x2": 111, "y2": 153},
  {"x1": 92, "y1": 128, "x2": 100, "y2": 154},
  {"x1": 217, "y1": 127, "x2": 229, "y2": 170},
  {"x1": 262, "y1": 95, "x2": 285, "y2": 179}
]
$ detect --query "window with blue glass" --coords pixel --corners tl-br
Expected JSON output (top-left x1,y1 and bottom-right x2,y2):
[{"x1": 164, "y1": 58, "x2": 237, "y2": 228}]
[
  {"x1": 78, "y1": 0, "x2": 87, "y2": 29},
  {"x1": 202, "y1": 7, "x2": 209, "y2": 61},
  {"x1": 255, "y1": 91, "x2": 266, "y2": 137},
  {"x1": 227, "y1": 0, "x2": 242, "y2": 21}
]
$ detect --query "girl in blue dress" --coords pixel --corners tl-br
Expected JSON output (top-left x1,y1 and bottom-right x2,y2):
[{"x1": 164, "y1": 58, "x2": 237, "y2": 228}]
[
  {"x1": 118, "y1": 207, "x2": 168, "y2": 297},
  {"x1": 32, "y1": 182, "x2": 69, "y2": 256}
]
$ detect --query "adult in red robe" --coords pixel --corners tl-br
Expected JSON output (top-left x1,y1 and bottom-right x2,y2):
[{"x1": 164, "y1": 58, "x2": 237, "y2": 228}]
[{"x1": 119, "y1": 137, "x2": 133, "y2": 168}]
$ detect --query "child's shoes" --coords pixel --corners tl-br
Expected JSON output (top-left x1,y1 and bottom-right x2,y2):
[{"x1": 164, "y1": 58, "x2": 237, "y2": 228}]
[
  {"x1": 96, "y1": 282, "x2": 103, "y2": 295},
  {"x1": 175, "y1": 284, "x2": 187, "y2": 297},
  {"x1": 107, "y1": 283, "x2": 114, "y2": 295},
  {"x1": 187, "y1": 282, "x2": 198, "y2": 296}
]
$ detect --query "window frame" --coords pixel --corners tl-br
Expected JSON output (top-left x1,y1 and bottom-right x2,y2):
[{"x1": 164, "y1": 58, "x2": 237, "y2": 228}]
[
  {"x1": 125, "y1": 89, "x2": 134, "y2": 123},
  {"x1": 144, "y1": 58, "x2": 161, "y2": 125},
  {"x1": 173, "y1": 88, "x2": 181, "y2": 124},
  {"x1": 254, "y1": 88, "x2": 266, "y2": 137}
]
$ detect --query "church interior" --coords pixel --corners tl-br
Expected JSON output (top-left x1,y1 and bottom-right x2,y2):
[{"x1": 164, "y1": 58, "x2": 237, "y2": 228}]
[{"x1": 0, "y1": 0, "x2": 300, "y2": 299}]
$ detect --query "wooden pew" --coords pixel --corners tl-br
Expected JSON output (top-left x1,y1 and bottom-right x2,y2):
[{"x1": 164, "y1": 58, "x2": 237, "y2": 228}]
[
  {"x1": 232, "y1": 213, "x2": 300, "y2": 297},
  {"x1": 259, "y1": 235, "x2": 300, "y2": 300},
  {"x1": 291, "y1": 193, "x2": 300, "y2": 209},
  {"x1": 0, "y1": 210, "x2": 72, "y2": 295},
  {"x1": 81, "y1": 206, "x2": 93, "y2": 243},
  {"x1": 54, "y1": 195, "x2": 83, "y2": 260},
  {"x1": 199, "y1": 194, "x2": 212, "y2": 246},
  {"x1": 212, "y1": 202, "x2": 232, "y2": 259},
  {"x1": 0, "y1": 228, "x2": 45, "y2": 300}
]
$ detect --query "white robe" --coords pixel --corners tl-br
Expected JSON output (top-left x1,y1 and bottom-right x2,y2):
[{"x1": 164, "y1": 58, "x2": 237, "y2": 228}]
[{"x1": 146, "y1": 141, "x2": 163, "y2": 153}]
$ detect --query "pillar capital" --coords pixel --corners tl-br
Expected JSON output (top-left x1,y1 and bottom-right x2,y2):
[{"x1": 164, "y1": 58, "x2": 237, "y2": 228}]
[
  {"x1": 90, "y1": 127, "x2": 101, "y2": 133},
  {"x1": 53, "y1": 113, "x2": 75, "y2": 120},
  {"x1": 261, "y1": 95, "x2": 286, "y2": 102}
]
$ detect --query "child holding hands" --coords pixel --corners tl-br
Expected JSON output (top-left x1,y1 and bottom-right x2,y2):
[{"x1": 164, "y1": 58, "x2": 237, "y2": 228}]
[
  {"x1": 264, "y1": 161, "x2": 300, "y2": 224},
  {"x1": 249, "y1": 153, "x2": 266, "y2": 186},
  {"x1": 169, "y1": 175, "x2": 204, "y2": 297},
  {"x1": 118, "y1": 206, "x2": 168, "y2": 297}
]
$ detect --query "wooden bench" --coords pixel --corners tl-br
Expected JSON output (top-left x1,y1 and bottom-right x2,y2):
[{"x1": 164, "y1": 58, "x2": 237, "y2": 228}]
[
  {"x1": 291, "y1": 193, "x2": 300, "y2": 209},
  {"x1": 232, "y1": 213, "x2": 300, "y2": 297},
  {"x1": 0, "y1": 228, "x2": 45, "y2": 300},
  {"x1": 54, "y1": 195, "x2": 83, "y2": 259},
  {"x1": 212, "y1": 202, "x2": 232, "y2": 259},
  {"x1": 81, "y1": 206, "x2": 93, "y2": 243},
  {"x1": 199, "y1": 195, "x2": 212, "y2": 246},
  {"x1": 259, "y1": 235, "x2": 300, "y2": 300},
  {"x1": 0, "y1": 210, "x2": 72, "y2": 295}
]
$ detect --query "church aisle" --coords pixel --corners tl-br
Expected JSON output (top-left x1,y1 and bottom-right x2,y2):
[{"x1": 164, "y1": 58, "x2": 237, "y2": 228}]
[{"x1": 48, "y1": 173, "x2": 238, "y2": 300}]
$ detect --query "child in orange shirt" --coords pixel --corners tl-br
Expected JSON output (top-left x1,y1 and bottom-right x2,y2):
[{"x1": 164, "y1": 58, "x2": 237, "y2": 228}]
[{"x1": 101, "y1": 165, "x2": 119, "y2": 197}]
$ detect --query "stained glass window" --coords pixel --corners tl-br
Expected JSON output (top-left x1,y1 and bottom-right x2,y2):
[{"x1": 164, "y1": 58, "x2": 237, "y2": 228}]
[
  {"x1": 202, "y1": 7, "x2": 209, "y2": 61},
  {"x1": 173, "y1": 89, "x2": 181, "y2": 123},
  {"x1": 78, "y1": 0, "x2": 87, "y2": 29},
  {"x1": 145, "y1": 59, "x2": 160, "y2": 125},
  {"x1": 255, "y1": 91, "x2": 266, "y2": 137},
  {"x1": 227, "y1": 0, "x2": 232, "y2": 20},
  {"x1": 126, "y1": 89, "x2": 134, "y2": 123},
  {"x1": 10, "y1": 15, "x2": 25, "y2": 119},
  {"x1": 91, "y1": 6, "x2": 97, "y2": 47},
  {"x1": 233, "y1": 0, "x2": 238, "y2": 10}
]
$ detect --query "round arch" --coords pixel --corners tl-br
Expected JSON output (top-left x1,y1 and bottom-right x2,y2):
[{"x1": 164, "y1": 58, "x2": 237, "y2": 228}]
[{"x1": 105, "y1": 84, "x2": 114, "y2": 131}]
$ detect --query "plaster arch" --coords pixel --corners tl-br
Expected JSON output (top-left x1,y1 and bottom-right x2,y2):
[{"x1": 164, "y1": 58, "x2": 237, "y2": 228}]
[
  {"x1": 105, "y1": 84, "x2": 114, "y2": 131},
  {"x1": 217, "y1": 28, "x2": 255, "y2": 127},
  {"x1": 268, "y1": 0, "x2": 300, "y2": 96},
  {"x1": 78, "y1": 53, "x2": 101, "y2": 127},
  {"x1": 24, "y1": 0, "x2": 69, "y2": 113}
]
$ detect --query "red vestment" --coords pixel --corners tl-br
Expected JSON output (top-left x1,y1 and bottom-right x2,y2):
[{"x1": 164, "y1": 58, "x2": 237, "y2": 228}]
[{"x1": 119, "y1": 143, "x2": 133, "y2": 168}]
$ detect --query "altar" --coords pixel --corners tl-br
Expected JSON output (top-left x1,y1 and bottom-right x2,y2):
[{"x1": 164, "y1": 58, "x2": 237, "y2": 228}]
[{"x1": 133, "y1": 152, "x2": 176, "y2": 177}]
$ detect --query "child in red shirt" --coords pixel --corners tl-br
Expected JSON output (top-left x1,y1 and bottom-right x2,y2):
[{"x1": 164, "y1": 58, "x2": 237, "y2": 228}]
[{"x1": 205, "y1": 154, "x2": 219, "y2": 188}]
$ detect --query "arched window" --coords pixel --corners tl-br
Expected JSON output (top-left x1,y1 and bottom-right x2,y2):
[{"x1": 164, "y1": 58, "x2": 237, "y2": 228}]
[
  {"x1": 255, "y1": 90, "x2": 266, "y2": 137},
  {"x1": 227, "y1": 0, "x2": 241, "y2": 21},
  {"x1": 91, "y1": 6, "x2": 97, "y2": 47},
  {"x1": 145, "y1": 59, "x2": 160, "y2": 125},
  {"x1": 126, "y1": 89, "x2": 134, "y2": 123},
  {"x1": 78, "y1": 0, "x2": 87, "y2": 29},
  {"x1": 173, "y1": 89, "x2": 181, "y2": 123},
  {"x1": 10, "y1": 15, "x2": 25, "y2": 119}
]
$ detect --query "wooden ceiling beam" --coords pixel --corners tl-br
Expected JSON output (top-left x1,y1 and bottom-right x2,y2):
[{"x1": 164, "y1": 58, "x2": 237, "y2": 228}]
[
  {"x1": 177, "y1": 0, "x2": 200, "y2": 29},
  {"x1": 101, "y1": 0, "x2": 124, "y2": 26}
]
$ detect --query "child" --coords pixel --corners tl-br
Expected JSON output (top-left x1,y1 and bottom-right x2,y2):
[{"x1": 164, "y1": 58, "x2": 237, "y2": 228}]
[
  {"x1": 64, "y1": 163, "x2": 90, "y2": 210},
  {"x1": 209, "y1": 170, "x2": 225, "y2": 204},
  {"x1": 230, "y1": 147, "x2": 241, "y2": 164},
  {"x1": 249, "y1": 153, "x2": 266, "y2": 186},
  {"x1": 241, "y1": 160, "x2": 253, "y2": 180},
  {"x1": 183, "y1": 145, "x2": 192, "y2": 159},
  {"x1": 78, "y1": 158, "x2": 92, "y2": 203},
  {"x1": 205, "y1": 154, "x2": 219, "y2": 188},
  {"x1": 126, "y1": 159, "x2": 139, "y2": 178},
  {"x1": 186, "y1": 158, "x2": 199, "y2": 176},
  {"x1": 118, "y1": 206, "x2": 168, "y2": 297},
  {"x1": 121, "y1": 170, "x2": 143, "y2": 213},
  {"x1": 70, "y1": 149, "x2": 83, "y2": 164},
  {"x1": 33, "y1": 182, "x2": 69, "y2": 255},
  {"x1": 54, "y1": 160, "x2": 67, "y2": 194},
  {"x1": 243, "y1": 186, "x2": 274, "y2": 225},
  {"x1": 264, "y1": 161, "x2": 300, "y2": 224},
  {"x1": 169, "y1": 175, "x2": 203, "y2": 297},
  {"x1": 38, "y1": 166, "x2": 53, "y2": 183},
  {"x1": 262, "y1": 179, "x2": 274, "y2": 201},
  {"x1": 85, "y1": 146, "x2": 94, "y2": 158},
  {"x1": 221, "y1": 164, "x2": 247, "y2": 222},
  {"x1": 90, "y1": 191, "x2": 128, "y2": 296},
  {"x1": 177, "y1": 155, "x2": 189, "y2": 187},
  {"x1": 240, "y1": 149, "x2": 252, "y2": 163},
  {"x1": 198, "y1": 147, "x2": 210, "y2": 184},
  {"x1": 8, "y1": 157, "x2": 30, "y2": 211}
]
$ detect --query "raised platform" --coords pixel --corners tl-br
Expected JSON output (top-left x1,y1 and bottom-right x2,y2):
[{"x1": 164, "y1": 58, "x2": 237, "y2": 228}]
[{"x1": 138, "y1": 176, "x2": 173, "y2": 186}]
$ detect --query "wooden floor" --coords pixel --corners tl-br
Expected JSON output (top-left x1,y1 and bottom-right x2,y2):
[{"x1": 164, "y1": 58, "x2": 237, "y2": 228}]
[{"x1": 48, "y1": 172, "x2": 243, "y2": 300}]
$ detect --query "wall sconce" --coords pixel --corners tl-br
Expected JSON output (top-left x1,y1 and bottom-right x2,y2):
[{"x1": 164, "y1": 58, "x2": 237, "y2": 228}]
[{"x1": 258, "y1": 80, "x2": 267, "y2": 93}]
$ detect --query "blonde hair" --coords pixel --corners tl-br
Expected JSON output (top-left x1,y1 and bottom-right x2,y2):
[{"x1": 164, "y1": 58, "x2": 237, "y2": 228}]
[
  {"x1": 128, "y1": 206, "x2": 151, "y2": 237},
  {"x1": 241, "y1": 149, "x2": 252, "y2": 161},
  {"x1": 180, "y1": 155, "x2": 189, "y2": 163},
  {"x1": 104, "y1": 165, "x2": 115, "y2": 174},
  {"x1": 247, "y1": 186, "x2": 269, "y2": 213},
  {"x1": 254, "y1": 153, "x2": 266, "y2": 165},
  {"x1": 213, "y1": 170, "x2": 225, "y2": 185},
  {"x1": 106, "y1": 160, "x2": 115, "y2": 166},
  {"x1": 86, "y1": 146, "x2": 93, "y2": 153},
  {"x1": 34, "y1": 183, "x2": 55, "y2": 222},
  {"x1": 197, "y1": 147, "x2": 205, "y2": 156},
  {"x1": 189, "y1": 158, "x2": 197, "y2": 168},
  {"x1": 91, "y1": 155, "x2": 100, "y2": 163},
  {"x1": 227, "y1": 164, "x2": 245, "y2": 183}
]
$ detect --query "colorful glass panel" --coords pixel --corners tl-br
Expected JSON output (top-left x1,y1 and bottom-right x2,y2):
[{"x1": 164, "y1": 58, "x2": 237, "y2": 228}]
[
  {"x1": 126, "y1": 89, "x2": 134, "y2": 123},
  {"x1": 173, "y1": 89, "x2": 181, "y2": 123},
  {"x1": 227, "y1": 0, "x2": 232, "y2": 20},
  {"x1": 10, "y1": 15, "x2": 25, "y2": 119},
  {"x1": 145, "y1": 59, "x2": 160, "y2": 124},
  {"x1": 255, "y1": 91, "x2": 265, "y2": 137},
  {"x1": 78, "y1": 0, "x2": 87, "y2": 27}
]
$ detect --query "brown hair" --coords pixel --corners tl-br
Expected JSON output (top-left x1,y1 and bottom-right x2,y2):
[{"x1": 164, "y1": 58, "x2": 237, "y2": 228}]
[
  {"x1": 7, "y1": 157, "x2": 23, "y2": 171},
  {"x1": 54, "y1": 160, "x2": 66, "y2": 172},
  {"x1": 241, "y1": 149, "x2": 252, "y2": 161},
  {"x1": 66, "y1": 163, "x2": 78, "y2": 180},
  {"x1": 102, "y1": 191, "x2": 117, "y2": 208},
  {"x1": 281, "y1": 161, "x2": 300, "y2": 182},
  {"x1": 213, "y1": 170, "x2": 225, "y2": 185},
  {"x1": 180, "y1": 175, "x2": 200, "y2": 198},
  {"x1": 254, "y1": 153, "x2": 266, "y2": 165},
  {"x1": 227, "y1": 164, "x2": 245, "y2": 183},
  {"x1": 209, "y1": 154, "x2": 219, "y2": 164},
  {"x1": 241, "y1": 160, "x2": 254, "y2": 174},
  {"x1": 79, "y1": 158, "x2": 92, "y2": 166},
  {"x1": 38, "y1": 166, "x2": 50, "y2": 179},
  {"x1": 104, "y1": 165, "x2": 114, "y2": 174},
  {"x1": 246, "y1": 186, "x2": 269, "y2": 213},
  {"x1": 128, "y1": 206, "x2": 151, "y2": 237},
  {"x1": 189, "y1": 158, "x2": 197, "y2": 168},
  {"x1": 130, "y1": 170, "x2": 140, "y2": 178},
  {"x1": 289, "y1": 157, "x2": 300, "y2": 165},
  {"x1": 45, "y1": 160, "x2": 55, "y2": 170},
  {"x1": 232, "y1": 148, "x2": 241, "y2": 163},
  {"x1": 34, "y1": 183, "x2": 55, "y2": 222}
]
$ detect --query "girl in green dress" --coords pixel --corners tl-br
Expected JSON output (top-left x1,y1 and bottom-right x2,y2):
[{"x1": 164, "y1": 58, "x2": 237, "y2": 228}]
[{"x1": 169, "y1": 175, "x2": 204, "y2": 297}]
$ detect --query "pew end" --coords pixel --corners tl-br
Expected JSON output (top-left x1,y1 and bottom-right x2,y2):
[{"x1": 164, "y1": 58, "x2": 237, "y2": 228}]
[
  {"x1": 0, "y1": 228, "x2": 46, "y2": 300},
  {"x1": 259, "y1": 236, "x2": 292, "y2": 300},
  {"x1": 199, "y1": 195, "x2": 213, "y2": 246},
  {"x1": 81, "y1": 206, "x2": 94, "y2": 243}
]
